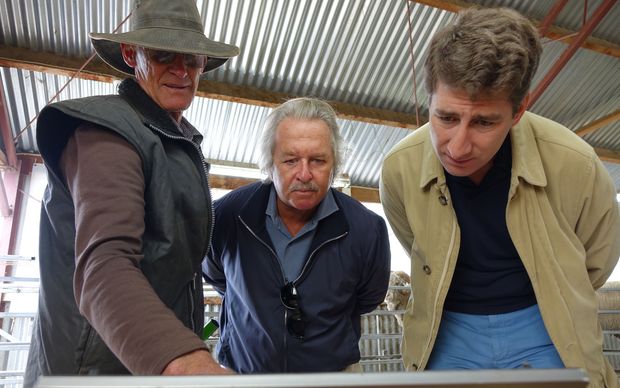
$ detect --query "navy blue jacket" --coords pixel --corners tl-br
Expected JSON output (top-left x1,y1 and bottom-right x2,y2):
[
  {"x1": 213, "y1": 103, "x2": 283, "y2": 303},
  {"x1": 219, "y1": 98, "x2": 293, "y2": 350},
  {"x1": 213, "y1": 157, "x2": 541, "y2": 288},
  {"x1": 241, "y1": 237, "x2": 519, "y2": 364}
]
[{"x1": 203, "y1": 182, "x2": 390, "y2": 373}]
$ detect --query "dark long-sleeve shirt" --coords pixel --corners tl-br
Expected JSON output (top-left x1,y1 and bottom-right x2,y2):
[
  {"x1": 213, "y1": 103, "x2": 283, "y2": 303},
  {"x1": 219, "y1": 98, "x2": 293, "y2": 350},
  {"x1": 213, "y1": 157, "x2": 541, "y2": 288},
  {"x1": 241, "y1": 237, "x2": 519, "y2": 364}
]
[{"x1": 443, "y1": 137, "x2": 536, "y2": 314}]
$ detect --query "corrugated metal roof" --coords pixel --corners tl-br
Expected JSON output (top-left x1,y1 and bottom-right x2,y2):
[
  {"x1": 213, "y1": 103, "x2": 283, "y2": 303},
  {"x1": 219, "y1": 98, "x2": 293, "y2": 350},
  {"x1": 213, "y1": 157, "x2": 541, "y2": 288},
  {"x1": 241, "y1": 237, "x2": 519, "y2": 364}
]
[
  {"x1": 197, "y1": 0, "x2": 454, "y2": 116},
  {"x1": 476, "y1": 0, "x2": 620, "y2": 43},
  {"x1": 1, "y1": 0, "x2": 619, "y2": 189},
  {"x1": 530, "y1": 41, "x2": 620, "y2": 149},
  {"x1": 0, "y1": 68, "x2": 116, "y2": 153},
  {"x1": 1, "y1": 67, "x2": 410, "y2": 188}
]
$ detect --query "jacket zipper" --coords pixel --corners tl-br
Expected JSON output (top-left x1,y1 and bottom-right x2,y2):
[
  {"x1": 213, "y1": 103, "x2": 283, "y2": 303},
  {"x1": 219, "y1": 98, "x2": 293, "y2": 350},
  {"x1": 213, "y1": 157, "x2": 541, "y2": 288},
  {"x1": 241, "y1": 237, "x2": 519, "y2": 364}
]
[
  {"x1": 292, "y1": 232, "x2": 348, "y2": 284},
  {"x1": 147, "y1": 123, "x2": 214, "y2": 333},
  {"x1": 239, "y1": 216, "x2": 347, "y2": 371},
  {"x1": 238, "y1": 217, "x2": 290, "y2": 370},
  {"x1": 238, "y1": 217, "x2": 284, "y2": 279}
]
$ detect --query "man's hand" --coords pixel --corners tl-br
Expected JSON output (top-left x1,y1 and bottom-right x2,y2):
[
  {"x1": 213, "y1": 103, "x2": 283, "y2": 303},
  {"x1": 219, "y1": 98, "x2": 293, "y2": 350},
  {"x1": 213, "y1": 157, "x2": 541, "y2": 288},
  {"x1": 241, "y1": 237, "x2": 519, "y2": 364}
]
[{"x1": 162, "y1": 349, "x2": 235, "y2": 375}]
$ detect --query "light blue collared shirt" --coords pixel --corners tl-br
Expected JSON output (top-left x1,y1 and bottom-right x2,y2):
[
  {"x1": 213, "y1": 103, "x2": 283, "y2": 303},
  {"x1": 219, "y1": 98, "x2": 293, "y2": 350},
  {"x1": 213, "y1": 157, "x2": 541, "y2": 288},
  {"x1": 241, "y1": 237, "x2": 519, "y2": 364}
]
[{"x1": 265, "y1": 186, "x2": 338, "y2": 282}]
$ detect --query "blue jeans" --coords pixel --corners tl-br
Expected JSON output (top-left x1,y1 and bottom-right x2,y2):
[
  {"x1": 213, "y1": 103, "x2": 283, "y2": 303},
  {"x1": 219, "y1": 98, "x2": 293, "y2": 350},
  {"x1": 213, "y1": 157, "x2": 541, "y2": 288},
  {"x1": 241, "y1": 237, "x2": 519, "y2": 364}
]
[{"x1": 426, "y1": 304, "x2": 564, "y2": 369}]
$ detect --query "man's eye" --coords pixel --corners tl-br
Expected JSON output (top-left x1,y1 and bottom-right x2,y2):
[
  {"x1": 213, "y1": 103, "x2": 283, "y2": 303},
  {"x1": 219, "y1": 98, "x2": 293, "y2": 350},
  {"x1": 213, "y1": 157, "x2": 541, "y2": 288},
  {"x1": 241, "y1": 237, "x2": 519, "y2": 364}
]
[{"x1": 439, "y1": 116, "x2": 456, "y2": 123}]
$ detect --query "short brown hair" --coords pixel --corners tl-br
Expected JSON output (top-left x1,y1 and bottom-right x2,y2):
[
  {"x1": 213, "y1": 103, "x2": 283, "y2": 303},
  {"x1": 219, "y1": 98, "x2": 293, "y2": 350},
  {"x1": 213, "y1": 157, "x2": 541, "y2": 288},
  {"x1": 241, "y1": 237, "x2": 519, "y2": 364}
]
[{"x1": 424, "y1": 7, "x2": 542, "y2": 113}]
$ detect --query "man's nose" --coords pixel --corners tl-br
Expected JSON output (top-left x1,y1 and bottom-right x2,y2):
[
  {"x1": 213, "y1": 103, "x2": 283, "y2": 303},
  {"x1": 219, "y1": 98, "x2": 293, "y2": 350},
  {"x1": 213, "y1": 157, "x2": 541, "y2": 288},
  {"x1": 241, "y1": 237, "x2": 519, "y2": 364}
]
[
  {"x1": 168, "y1": 55, "x2": 189, "y2": 78},
  {"x1": 297, "y1": 161, "x2": 312, "y2": 182},
  {"x1": 446, "y1": 124, "x2": 472, "y2": 160}
]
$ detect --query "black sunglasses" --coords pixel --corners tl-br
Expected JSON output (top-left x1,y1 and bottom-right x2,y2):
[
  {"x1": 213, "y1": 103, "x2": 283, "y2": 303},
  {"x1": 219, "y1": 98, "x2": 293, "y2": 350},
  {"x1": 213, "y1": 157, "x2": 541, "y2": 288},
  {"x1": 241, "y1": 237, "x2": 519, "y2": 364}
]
[
  {"x1": 142, "y1": 48, "x2": 207, "y2": 69},
  {"x1": 280, "y1": 282, "x2": 305, "y2": 340}
]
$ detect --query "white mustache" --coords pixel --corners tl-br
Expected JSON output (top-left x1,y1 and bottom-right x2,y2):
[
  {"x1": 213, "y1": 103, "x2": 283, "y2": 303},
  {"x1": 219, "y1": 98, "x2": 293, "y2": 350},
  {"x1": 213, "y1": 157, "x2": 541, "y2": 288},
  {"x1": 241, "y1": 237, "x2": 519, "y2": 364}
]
[{"x1": 289, "y1": 182, "x2": 319, "y2": 192}]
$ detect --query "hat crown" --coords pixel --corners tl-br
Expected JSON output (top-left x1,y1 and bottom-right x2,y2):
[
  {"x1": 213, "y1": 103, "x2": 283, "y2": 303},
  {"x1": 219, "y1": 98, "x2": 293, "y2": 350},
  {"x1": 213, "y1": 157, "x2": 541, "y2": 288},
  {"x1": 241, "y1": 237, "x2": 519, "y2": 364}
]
[
  {"x1": 89, "y1": 0, "x2": 239, "y2": 75},
  {"x1": 131, "y1": 0, "x2": 204, "y2": 33}
]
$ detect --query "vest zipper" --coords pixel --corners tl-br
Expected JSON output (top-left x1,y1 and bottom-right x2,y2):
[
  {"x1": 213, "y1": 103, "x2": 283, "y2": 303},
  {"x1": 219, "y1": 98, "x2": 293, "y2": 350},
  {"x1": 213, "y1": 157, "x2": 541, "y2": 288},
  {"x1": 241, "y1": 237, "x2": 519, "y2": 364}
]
[
  {"x1": 189, "y1": 272, "x2": 197, "y2": 332},
  {"x1": 146, "y1": 123, "x2": 213, "y2": 334}
]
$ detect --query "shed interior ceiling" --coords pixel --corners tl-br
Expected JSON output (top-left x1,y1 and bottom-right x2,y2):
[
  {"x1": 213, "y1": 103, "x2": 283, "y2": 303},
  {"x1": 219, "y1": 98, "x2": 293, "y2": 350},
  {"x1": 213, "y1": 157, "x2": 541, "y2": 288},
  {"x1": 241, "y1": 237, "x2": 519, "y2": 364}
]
[{"x1": 0, "y1": 0, "x2": 618, "y2": 199}]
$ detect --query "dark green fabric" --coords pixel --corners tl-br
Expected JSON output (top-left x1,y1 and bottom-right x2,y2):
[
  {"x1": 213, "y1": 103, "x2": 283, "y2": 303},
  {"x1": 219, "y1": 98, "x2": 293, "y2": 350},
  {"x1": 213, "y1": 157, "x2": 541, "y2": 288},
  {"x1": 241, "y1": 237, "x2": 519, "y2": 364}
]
[{"x1": 25, "y1": 79, "x2": 212, "y2": 384}]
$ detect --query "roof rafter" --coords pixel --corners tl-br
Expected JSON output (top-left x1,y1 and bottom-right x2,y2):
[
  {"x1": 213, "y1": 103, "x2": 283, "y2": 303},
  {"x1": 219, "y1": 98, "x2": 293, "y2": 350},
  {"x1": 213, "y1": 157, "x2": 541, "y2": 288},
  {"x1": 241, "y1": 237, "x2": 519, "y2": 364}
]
[
  {"x1": 575, "y1": 109, "x2": 620, "y2": 138},
  {"x1": 0, "y1": 45, "x2": 387, "y2": 199},
  {"x1": 595, "y1": 148, "x2": 620, "y2": 164},
  {"x1": 411, "y1": 0, "x2": 620, "y2": 58},
  {"x1": 0, "y1": 45, "x2": 422, "y2": 130},
  {"x1": 209, "y1": 175, "x2": 380, "y2": 203}
]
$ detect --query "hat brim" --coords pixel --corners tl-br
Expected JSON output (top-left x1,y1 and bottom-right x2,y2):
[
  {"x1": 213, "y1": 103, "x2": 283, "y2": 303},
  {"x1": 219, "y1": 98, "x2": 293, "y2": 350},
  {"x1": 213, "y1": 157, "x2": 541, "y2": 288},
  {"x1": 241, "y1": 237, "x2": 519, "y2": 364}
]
[{"x1": 90, "y1": 28, "x2": 239, "y2": 75}]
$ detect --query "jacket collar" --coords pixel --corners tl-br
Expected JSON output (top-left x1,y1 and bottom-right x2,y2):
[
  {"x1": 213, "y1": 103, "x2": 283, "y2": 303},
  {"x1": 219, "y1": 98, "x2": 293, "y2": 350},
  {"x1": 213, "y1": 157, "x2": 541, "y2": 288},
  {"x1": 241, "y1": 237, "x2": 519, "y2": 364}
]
[
  {"x1": 118, "y1": 78, "x2": 203, "y2": 143},
  {"x1": 510, "y1": 112, "x2": 547, "y2": 187},
  {"x1": 418, "y1": 125, "x2": 446, "y2": 189},
  {"x1": 418, "y1": 111, "x2": 547, "y2": 189},
  {"x1": 239, "y1": 182, "x2": 349, "y2": 256}
]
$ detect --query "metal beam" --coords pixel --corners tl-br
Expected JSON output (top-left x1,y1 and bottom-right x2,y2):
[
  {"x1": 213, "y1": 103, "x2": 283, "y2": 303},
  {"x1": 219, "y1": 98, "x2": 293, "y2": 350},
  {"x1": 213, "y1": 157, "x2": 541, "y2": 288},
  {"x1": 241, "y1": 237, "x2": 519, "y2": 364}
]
[
  {"x1": 575, "y1": 109, "x2": 620, "y2": 138},
  {"x1": 0, "y1": 66, "x2": 18, "y2": 217},
  {"x1": 0, "y1": 160, "x2": 20, "y2": 254},
  {"x1": 0, "y1": 175, "x2": 10, "y2": 217},
  {"x1": 595, "y1": 147, "x2": 620, "y2": 164},
  {"x1": 209, "y1": 174, "x2": 381, "y2": 203},
  {"x1": 0, "y1": 75, "x2": 17, "y2": 169},
  {"x1": 538, "y1": 0, "x2": 569, "y2": 37},
  {"x1": 411, "y1": 0, "x2": 620, "y2": 58},
  {"x1": 528, "y1": 0, "x2": 617, "y2": 107},
  {"x1": 10, "y1": 155, "x2": 37, "y2": 254},
  {"x1": 0, "y1": 45, "x2": 423, "y2": 130}
]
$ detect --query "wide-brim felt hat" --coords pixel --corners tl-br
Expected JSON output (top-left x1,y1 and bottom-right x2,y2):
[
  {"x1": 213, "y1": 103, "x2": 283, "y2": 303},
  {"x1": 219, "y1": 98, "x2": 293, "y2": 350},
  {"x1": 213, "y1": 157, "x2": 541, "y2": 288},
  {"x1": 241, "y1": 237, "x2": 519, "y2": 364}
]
[{"x1": 90, "y1": 0, "x2": 239, "y2": 75}]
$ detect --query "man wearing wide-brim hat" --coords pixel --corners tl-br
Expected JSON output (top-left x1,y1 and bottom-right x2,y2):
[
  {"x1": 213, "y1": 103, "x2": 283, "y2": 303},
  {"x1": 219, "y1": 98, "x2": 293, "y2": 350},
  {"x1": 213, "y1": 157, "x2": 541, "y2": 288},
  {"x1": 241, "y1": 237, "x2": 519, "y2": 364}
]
[{"x1": 24, "y1": 0, "x2": 239, "y2": 386}]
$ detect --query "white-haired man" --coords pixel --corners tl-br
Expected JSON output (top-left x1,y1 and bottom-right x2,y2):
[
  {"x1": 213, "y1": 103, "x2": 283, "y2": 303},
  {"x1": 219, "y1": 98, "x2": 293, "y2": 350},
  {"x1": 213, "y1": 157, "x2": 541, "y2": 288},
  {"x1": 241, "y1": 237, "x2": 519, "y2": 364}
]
[
  {"x1": 25, "y1": 0, "x2": 239, "y2": 386},
  {"x1": 203, "y1": 97, "x2": 391, "y2": 373}
]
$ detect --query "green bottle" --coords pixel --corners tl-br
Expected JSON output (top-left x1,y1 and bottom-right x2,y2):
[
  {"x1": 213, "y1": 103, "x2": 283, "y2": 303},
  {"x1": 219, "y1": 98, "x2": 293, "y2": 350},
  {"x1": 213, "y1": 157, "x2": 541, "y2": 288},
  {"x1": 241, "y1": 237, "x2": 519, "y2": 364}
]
[{"x1": 202, "y1": 318, "x2": 219, "y2": 340}]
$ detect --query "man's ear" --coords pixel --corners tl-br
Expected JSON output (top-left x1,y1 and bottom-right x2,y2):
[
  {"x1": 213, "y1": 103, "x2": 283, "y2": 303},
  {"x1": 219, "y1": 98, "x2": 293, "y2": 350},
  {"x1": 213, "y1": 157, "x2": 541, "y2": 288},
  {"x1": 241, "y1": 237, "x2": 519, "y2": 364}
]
[
  {"x1": 120, "y1": 43, "x2": 137, "y2": 68},
  {"x1": 512, "y1": 94, "x2": 529, "y2": 125}
]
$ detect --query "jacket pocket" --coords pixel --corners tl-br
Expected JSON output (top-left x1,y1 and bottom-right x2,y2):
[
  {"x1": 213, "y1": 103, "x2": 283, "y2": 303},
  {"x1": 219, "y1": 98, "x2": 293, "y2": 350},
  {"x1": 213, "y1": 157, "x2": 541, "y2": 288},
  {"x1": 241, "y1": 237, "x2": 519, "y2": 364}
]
[{"x1": 75, "y1": 321, "x2": 128, "y2": 375}]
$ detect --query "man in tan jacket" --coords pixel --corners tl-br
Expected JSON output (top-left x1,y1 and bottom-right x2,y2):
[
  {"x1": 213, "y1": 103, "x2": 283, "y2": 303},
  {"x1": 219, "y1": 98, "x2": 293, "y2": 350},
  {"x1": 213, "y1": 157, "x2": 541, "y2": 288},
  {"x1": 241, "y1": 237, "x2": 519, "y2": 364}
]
[{"x1": 380, "y1": 7, "x2": 620, "y2": 387}]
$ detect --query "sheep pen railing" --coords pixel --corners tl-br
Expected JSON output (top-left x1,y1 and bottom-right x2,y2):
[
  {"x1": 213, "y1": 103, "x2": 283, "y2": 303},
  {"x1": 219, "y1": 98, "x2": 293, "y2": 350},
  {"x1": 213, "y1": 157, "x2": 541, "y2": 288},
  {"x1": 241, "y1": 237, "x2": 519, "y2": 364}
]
[{"x1": 0, "y1": 275, "x2": 619, "y2": 386}]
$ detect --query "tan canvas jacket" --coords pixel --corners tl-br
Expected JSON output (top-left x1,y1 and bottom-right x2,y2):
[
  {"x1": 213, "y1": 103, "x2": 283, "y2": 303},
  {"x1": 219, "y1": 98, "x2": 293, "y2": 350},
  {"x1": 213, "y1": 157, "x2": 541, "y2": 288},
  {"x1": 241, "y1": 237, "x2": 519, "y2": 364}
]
[{"x1": 380, "y1": 112, "x2": 620, "y2": 387}]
